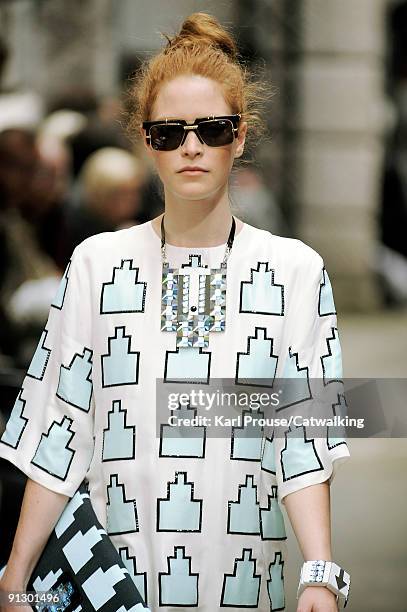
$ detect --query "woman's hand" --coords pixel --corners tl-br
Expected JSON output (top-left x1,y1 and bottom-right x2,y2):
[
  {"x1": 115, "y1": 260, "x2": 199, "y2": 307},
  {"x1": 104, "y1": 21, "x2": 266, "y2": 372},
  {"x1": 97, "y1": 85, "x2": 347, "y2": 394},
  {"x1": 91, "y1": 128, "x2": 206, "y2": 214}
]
[
  {"x1": 296, "y1": 585, "x2": 339, "y2": 611},
  {"x1": 0, "y1": 576, "x2": 33, "y2": 612}
]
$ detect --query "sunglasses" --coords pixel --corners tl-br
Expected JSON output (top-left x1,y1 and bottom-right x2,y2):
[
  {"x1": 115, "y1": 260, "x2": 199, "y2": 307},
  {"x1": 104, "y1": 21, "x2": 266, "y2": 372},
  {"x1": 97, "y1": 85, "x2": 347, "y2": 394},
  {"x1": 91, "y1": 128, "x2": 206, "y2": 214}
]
[{"x1": 141, "y1": 114, "x2": 241, "y2": 151}]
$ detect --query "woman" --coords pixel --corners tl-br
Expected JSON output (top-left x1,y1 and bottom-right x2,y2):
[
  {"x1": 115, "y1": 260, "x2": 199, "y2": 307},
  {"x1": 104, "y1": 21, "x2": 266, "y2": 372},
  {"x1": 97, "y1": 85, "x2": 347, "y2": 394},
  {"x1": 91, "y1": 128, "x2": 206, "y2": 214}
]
[{"x1": 0, "y1": 13, "x2": 351, "y2": 612}]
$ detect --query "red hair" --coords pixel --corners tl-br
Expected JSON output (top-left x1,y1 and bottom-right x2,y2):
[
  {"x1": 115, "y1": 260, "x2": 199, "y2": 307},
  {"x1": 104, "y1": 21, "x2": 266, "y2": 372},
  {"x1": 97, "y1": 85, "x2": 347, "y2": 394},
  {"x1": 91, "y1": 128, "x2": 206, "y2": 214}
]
[{"x1": 125, "y1": 12, "x2": 272, "y2": 157}]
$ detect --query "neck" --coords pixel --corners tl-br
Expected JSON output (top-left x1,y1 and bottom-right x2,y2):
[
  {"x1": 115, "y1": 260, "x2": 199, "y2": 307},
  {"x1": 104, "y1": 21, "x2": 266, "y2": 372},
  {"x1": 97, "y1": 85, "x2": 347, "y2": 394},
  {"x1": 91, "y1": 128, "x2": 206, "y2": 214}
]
[{"x1": 154, "y1": 186, "x2": 242, "y2": 247}]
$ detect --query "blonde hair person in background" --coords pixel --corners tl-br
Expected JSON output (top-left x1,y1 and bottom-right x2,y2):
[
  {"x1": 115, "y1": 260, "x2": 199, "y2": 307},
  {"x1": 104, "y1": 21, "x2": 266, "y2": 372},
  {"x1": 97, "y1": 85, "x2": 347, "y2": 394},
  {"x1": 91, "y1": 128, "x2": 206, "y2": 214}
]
[
  {"x1": 61, "y1": 147, "x2": 149, "y2": 261},
  {"x1": 0, "y1": 12, "x2": 350, "y2": 612},
  {"x1": 79, "y1": 147, "x2": 147, "y2": 229}
]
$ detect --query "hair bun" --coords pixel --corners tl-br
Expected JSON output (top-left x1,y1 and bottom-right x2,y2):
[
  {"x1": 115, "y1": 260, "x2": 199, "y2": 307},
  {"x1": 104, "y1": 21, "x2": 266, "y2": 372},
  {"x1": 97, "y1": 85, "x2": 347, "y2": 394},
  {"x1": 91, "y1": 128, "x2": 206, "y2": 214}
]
[{"x1": 164, "y1": 12, "x2": 237, "y2": 60}]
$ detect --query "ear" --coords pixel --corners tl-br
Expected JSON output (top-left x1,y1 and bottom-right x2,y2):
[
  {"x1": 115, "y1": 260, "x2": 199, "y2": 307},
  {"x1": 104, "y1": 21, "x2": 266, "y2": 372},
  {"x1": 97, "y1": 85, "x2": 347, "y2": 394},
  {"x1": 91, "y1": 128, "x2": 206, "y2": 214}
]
[{"x1": 234, "y1": 121, "x2": 247, "y2": 159}]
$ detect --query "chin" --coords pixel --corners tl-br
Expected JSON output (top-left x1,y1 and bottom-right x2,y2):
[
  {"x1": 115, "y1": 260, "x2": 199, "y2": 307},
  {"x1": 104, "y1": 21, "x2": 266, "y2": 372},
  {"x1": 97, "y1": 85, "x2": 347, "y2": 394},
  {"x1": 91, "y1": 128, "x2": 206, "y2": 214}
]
[{"x1": 172, "y1": 184, "x2": 225, "y2": 201}]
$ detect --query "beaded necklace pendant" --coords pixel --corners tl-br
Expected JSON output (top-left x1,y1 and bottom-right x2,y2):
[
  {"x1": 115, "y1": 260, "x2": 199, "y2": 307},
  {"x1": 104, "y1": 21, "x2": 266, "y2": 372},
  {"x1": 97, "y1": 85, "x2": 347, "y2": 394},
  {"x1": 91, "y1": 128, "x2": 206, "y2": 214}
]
[
  {"x1": 160, "y1": 215, "x2": 235, "y2": 349},
  {"x1": 161, "y1": 255, "x2": 227, "y2": 348}
]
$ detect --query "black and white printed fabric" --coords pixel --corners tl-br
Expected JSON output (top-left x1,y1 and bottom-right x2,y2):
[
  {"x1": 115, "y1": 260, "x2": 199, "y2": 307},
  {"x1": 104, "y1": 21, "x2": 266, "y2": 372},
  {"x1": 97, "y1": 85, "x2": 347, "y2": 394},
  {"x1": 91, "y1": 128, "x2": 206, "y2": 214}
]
[{"x1": 26, "y1": 481, "x2": 150, "y2": 612}]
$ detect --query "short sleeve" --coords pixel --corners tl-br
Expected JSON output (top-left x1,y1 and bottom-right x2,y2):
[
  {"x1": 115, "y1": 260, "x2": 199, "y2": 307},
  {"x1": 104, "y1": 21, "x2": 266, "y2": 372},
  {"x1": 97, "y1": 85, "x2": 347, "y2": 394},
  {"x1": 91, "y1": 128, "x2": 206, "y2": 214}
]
[
  {"x1": 274, "y1": 248, "x2": 350, "y2": 506},
  {"x1": 0, "y1": 243, "x2": 95, "y2": 497}
]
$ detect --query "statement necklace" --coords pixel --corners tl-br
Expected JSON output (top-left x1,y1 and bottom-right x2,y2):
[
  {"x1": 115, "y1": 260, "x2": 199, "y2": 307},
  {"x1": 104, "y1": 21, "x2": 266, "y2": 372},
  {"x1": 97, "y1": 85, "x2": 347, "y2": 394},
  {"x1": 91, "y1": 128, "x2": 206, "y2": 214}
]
[{"x1": 160, "y1": 215, "x2": 236, "y2": 348}]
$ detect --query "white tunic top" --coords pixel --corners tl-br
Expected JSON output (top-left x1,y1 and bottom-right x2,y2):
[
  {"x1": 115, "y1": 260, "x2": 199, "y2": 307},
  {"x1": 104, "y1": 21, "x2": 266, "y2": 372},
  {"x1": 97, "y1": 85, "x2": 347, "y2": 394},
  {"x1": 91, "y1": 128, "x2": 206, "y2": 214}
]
[{"x1": 0, "y1": 219, "x2": 350, "y2": 611}]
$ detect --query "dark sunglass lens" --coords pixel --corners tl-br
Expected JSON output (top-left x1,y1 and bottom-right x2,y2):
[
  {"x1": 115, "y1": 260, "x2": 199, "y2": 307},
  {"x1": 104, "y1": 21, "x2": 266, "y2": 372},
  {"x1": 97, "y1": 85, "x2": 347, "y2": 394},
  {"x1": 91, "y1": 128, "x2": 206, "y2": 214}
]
[
  {"x1": 149, "y1": 124, "x2": 184, "y2": 150},
  {"x1": 198, "y1": 120, "x2": 234, "y2": 146}
]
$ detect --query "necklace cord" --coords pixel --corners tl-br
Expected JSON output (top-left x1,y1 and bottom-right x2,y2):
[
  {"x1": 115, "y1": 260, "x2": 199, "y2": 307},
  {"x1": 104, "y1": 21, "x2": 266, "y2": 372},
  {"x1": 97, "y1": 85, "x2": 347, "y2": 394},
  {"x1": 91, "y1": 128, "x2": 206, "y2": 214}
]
[{"x1": 160, "y1": 215, "x2": 236, "y2": 266}]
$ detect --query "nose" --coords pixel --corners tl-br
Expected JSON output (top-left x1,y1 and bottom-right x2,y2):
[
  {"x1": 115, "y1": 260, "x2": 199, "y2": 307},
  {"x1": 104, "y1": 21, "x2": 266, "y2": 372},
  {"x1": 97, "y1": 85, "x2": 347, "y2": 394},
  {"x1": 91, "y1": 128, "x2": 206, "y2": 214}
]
[{"x1": 181, "y1": 129, "x2": 203, "y2": 156}]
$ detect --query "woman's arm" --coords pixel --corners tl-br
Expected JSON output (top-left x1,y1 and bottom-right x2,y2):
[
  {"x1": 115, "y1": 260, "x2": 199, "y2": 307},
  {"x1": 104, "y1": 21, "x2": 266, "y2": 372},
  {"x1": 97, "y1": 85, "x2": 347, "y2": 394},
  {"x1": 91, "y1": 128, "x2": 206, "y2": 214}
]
[
  {"x1": 0, "y1": 242, "x2": 96, "y2": 611},
  {"x1": 0, "y1": 477, "x2": 69, "y2": 591},
  {"x1": 284, "y1": 480, "x2": 340, "y2": 611},
  {"x1": 284, "y1": 480, "x2": 332, "y2": 560}
]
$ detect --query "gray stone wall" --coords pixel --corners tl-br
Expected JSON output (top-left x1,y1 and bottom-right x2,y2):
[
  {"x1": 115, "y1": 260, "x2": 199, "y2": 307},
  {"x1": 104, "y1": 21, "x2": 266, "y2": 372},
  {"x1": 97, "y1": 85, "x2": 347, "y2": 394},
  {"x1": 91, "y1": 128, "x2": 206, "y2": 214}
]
[{"x1": 293, "y1": 0, "x2": 390, "y2": 310}]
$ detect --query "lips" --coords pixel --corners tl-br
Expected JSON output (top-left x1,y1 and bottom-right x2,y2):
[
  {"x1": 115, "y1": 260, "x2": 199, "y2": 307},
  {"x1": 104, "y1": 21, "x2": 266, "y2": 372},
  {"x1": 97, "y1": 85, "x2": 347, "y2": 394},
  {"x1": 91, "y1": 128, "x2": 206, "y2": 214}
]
[{"x1": 178, "y1": 167, "x2": 208, "y2": 172}]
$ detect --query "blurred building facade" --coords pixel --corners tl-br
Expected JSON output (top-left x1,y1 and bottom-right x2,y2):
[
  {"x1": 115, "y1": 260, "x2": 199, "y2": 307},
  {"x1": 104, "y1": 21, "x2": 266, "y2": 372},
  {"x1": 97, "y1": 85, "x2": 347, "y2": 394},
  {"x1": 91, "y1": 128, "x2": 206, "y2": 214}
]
[{"x1": 0, "y1": 0, "x2": 403, "y2": 311}]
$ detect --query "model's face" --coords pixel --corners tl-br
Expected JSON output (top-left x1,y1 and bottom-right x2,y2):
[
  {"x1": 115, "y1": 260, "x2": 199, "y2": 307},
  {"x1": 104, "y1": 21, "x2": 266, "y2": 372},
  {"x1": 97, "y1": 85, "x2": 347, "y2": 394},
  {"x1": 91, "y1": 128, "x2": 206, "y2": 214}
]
[{"x1": 141, "y1": 75, "x2": 247, "y2": 202}]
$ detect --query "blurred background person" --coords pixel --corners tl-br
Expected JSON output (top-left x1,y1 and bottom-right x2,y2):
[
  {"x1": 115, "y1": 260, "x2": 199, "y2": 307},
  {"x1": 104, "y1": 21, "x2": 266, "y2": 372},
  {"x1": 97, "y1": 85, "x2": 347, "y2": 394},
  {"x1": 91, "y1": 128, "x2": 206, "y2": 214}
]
[
  {"x1": 376, "y1": 0, "x2": 407, "y2": 307},
  {"x1": 21, "y1": 135, "x2": 73, "y2": 271},
  {"x1": 63, "y1": 147, "x2": 148, "y2": 260},
  {"x1": 0, "y1": 128, "x2": 61, "y2": 369},
  {"x1": 66, "y1": 92, "x2": 132, "y2": 177}
]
